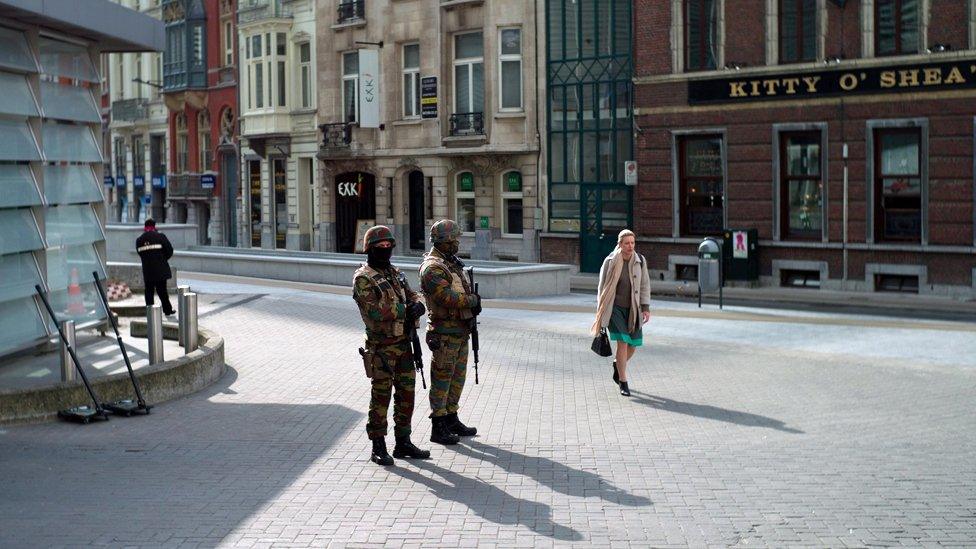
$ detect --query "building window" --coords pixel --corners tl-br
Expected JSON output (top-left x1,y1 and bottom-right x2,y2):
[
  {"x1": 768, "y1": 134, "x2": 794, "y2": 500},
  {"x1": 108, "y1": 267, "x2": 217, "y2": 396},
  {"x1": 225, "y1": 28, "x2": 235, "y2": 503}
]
[
  {"x1": 779, "y1": 131, "x2": 822, "y2": 239},
  {"x1": 678, "y1": 135, "x2": 724, "y2": 235},
  {"x1": 402, "y1": 43, "x2": 420, "y2": 118},
  {"x1": 223, "y1": 19, "x2": 233, "y2": 66},
  {"x1": 338, "y1": 0, "x2": 365, "y2": 23},
  {"x1": 874, "y1": 128, "x2": 922, "y2": 241},
  {"x1": 247, "y1": 34, "x2": 264, "y2": 109},
  {"x1": 876, "y1": 0, "x2": 920, "y2": 56},
  {"x1": 342, "y1": 51, "x2": 359, "y2": 123},
  {"x1": 198, "y1": 110, "x2": 211, "y2": 172},
  {"x1": 114, "y1": 137, "x2": 126, "y2": 179},
  {"x1": 151, "y1": 53, "x2": 162, "y2": 100},
  {"x1": 175, "y1": 113, "x2": 188, "y2": 173},
  {"x1": 134, "y1": 54, "x2": 143, "y2": 99},
  {"x1": 115, "y1": 54, "x2": 125, "y2": 100},
  {"x1": 275, "y1": 33, "x2": 286, "y2": 108},
  {"x1": 499, "y1": 28, "x2": 522, "y2": 111},
  {"x1": 455, "y1": 171, "x2": 476, "y2": 233},
  {"x1": 454, "y1": 32, "x2": 484, "y2": 122},
  {"x1": 685, "y1": 0, "x2": 718, "y2": 71},
  {"x1": 501, "y1": 171, "x2": 523, "y2": 236},
  {"x1": 780, "y1": 0, "x2": 816, "y2": 63},
  {"x1": 299, "y1": 43, "x2": 312, "y2": 109}
]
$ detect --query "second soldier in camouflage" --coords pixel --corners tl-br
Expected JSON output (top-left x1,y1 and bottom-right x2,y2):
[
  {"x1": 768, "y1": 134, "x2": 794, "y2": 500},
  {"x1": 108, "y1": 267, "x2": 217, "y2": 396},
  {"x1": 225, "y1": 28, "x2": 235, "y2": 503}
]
[{"x1": 420, "y1": 219, "x2": 482, "y2": 445}]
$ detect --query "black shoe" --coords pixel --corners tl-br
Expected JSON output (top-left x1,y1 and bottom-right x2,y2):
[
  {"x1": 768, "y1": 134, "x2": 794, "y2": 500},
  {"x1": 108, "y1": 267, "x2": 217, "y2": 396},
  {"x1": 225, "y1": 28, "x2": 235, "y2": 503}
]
[
  {"x1": 370, "y1": 438, "x2": 394, "y2": 466},
  {"x1": 430, "y1": 416, "x2": 459, "y2": 445},
  {"x1": 393, "y1": 436, "x2": 431, "y2": 459},
  {"x1": 612, "y1": 361, "x2": 619, "y2": 385},
  {"x1": 619, "y1": 381, "x2": 631, "y2": 397},
  {"x1": 446, "y1": 413, "x2": 477, "y2": 437}
]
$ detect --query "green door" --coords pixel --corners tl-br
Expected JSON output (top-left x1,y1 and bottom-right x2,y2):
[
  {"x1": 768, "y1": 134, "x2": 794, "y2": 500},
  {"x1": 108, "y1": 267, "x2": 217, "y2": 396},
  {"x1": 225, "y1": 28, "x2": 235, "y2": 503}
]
[{"x1": 580, "y1": 184, "x2": 631, "y2": 273}]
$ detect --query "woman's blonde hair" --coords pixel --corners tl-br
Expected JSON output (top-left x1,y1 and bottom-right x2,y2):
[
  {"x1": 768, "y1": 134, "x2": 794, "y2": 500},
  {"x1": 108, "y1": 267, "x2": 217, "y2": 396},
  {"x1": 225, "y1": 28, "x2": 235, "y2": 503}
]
[{"x1": 617, "y1": 229, "x2": 636, "y2": 244}]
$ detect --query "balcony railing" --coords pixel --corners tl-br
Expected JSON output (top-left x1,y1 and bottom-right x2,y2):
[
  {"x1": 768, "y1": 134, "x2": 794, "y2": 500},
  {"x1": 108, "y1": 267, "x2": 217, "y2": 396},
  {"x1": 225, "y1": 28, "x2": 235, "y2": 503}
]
[
  {"x1": 319, "y1": 122, "x2": 353, "y2": 149},
  {"x1": 337, "y1": 0, "x2": 365, "y2": 23},
  {"x1": 167, "y1": 174, "x2": 214, "y2": 199},
  {"x1": 111, "y1": 98, "x2": 148, "y2": 122},
  {"x1": 449, "y1": 112, "x2": 485, "y2": 136},
  {"x1": 238, "y1": 0, "x2": 292, "y2": 23}
]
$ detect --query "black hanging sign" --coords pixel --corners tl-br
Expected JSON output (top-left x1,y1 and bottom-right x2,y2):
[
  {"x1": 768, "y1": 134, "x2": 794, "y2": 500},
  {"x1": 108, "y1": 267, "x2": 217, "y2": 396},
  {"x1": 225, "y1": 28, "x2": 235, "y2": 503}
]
[
  {"x1": 421, "y1": 76, "x2": 438, "y2": 119},
  {"x1": 688, "y1": 59, "x2": 976, "y2": 104}
]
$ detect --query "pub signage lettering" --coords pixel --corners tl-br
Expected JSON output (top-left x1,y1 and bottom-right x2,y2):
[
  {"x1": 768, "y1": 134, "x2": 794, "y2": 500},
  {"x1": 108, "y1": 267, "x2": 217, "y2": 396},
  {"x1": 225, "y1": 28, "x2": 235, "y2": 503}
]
[{"x1": 688, "y1": 59, "x2": 976, "y2": 104}]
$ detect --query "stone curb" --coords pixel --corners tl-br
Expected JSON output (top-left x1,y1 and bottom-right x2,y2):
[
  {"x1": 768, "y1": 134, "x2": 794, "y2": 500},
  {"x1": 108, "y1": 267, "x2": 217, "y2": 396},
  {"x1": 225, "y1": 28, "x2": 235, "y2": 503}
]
[{"x1": 0, "y1": 326, "x2": 224, "y2": 425}]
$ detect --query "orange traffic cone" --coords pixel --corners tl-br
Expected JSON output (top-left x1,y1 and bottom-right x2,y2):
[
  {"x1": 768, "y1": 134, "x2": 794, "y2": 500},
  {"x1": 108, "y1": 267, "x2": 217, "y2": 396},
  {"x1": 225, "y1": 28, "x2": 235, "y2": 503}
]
[{"x1": 67, "y1": 267, "x2": 85, "y2": 315}]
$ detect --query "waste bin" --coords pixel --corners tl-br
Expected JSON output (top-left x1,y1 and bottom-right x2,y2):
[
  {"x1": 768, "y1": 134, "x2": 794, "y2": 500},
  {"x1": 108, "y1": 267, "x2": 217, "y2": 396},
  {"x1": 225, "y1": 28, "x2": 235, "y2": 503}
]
[
  {"x1": 722, "y1": 228, "x2": 759, "y2": 281},
  {"x1": 697, "y1": 238, "x2": 722, "y2": 293}
]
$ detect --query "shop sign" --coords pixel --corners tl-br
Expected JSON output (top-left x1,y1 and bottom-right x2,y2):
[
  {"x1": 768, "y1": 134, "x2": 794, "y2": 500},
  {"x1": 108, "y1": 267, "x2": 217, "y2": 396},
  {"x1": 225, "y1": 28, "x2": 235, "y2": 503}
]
[
  {"x1": 421, "y1": 76, "x2": 438, "y2": 119},
  {"x1": 624, "y1": 161, "x2": 638, "y2": 186},
  {"x1": 104, "y1": 175, "x2": 114, "y2": 186},
  {"x1": 506, "y1": 171, "x2": 522, "y2": 192},
  {"x1": 134, "y1": 176, "x2": 145, "y2": 189},
  {"x1": 116, "y1": 175, "x2": 126, "y2": 188},
  {"x1": 459, "y1": 172, "x2": 474, "y2": 192},
  {"x1": 201, "y1": 173, "x2": 216, "y2": 189},
  {"x1": 359, "y1": 49, "x2": 380, "y2": 128},
  {"x1": 688, "y1": 59, "x2": 976, "y2": 104},
  {"x1": 479, "y1": 216, "x2": 489, "y2": 229},
  {"x1": 152, "y1": 175, "x2": 166, "y2": 189}
]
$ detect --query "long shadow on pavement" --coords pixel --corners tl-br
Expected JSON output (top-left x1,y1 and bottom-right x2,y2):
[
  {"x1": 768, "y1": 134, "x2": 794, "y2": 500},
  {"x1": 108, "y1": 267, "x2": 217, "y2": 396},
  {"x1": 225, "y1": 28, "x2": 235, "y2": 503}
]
[
  {"x1": 0, "y1": 366, "x2": 362, "y2": 547},
  {"x1": 389, "y1": 459, "x2": 584, "y2": 542},
  {"x1": 628, "y1": 390, "x2": 804, "y2": 434},
  {"x1": 453, "y1": 440, "x2": 653, "y2": 507}
]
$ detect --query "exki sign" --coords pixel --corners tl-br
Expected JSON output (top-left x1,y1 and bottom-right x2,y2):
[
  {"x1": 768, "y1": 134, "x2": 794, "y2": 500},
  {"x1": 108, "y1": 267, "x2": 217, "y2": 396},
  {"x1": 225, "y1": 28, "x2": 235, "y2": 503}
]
[{"x1": 688, "y1": 59, "x2": 976, "y2": 104}]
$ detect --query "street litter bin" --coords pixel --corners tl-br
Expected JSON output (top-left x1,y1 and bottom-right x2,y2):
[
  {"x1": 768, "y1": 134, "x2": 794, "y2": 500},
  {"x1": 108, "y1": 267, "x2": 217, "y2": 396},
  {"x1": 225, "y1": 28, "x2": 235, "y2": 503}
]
[
  {"x1": 722, "y1": 228, "x2": 759, "y2": 281},
  {"x1": 697, "y1": 238, "x2": 723, "y2": 308}
]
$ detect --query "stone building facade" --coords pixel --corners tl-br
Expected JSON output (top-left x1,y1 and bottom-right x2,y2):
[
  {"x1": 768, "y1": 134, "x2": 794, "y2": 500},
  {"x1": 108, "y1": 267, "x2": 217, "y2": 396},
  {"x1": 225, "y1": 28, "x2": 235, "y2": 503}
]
[{"x1": 313, "y1": 0, "x2": 543, "y2": 260}]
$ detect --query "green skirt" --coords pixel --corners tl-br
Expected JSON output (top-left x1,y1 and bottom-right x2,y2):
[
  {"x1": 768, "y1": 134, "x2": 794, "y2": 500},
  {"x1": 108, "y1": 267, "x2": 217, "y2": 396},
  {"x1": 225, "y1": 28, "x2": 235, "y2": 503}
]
[{"x1": 607, "y1": 305, "x2": 642, "y2": 347}]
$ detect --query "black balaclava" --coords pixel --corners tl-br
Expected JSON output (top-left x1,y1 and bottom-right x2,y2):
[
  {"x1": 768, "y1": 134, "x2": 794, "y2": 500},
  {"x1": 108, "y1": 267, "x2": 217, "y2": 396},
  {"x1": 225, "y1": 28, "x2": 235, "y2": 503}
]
[
  {"x1": 435, "y1": 240, "x2": 459, "y2": 258},
  {"x1": 367, "y1": 244, "x2": 394, "y2": 269}
]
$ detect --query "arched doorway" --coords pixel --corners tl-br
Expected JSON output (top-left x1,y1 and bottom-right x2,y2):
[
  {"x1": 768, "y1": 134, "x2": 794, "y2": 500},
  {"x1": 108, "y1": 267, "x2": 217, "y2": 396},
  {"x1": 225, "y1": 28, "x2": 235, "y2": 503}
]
[
  {"x1": 334, "y1": 171, "x2": 376, "y2": 253},
  {"x1": 408, "y1": 170, "x2": 425, "y2": 250}
]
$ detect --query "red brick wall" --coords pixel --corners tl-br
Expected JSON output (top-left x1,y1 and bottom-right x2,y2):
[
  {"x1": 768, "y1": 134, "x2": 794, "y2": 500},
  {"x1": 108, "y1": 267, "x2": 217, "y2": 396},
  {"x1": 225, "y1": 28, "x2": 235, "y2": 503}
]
[
  {"x1": 724, "y1": 1, "x2": 766, "y2": 68},
  {"x1": 825, "y1": 0, "x2": 862, "y2": 60},
  {"x1": 928, "y1": 0, "x2": 969, "y2": 51},
  {"x1": 634, "y1": 0, "x2": 672, "y2": 76}
]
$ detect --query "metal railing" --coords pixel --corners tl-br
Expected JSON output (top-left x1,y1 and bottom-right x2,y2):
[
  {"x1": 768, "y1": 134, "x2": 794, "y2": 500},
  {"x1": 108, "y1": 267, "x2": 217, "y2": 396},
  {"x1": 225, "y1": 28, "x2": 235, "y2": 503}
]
[
  {"x1": 337, "y1": 0, "x2": 365, "y2": 23},
  {"x1": 319, "y1": 122, "x2": 353, "y2": 149},
  {"x1": 450, "y1": 112, "x2": 485, "y2": 136},
  {"x1": 167, "y1": 174, "x2": 214, "y2": 198}
]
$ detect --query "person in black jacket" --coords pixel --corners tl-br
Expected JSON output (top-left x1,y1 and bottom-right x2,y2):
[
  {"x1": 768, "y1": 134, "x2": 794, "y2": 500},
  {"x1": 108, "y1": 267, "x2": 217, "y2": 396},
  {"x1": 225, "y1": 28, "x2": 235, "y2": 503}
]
[{"x1": 136, "y1": 218, "x2": 176, "y2": 316}]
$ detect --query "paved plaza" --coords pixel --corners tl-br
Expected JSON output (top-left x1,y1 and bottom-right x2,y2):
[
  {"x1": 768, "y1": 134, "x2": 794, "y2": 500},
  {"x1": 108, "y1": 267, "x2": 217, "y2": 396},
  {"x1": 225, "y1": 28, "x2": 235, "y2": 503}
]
[{"x1": 1, "y1": 274, "x2": 975, "y2": 547}]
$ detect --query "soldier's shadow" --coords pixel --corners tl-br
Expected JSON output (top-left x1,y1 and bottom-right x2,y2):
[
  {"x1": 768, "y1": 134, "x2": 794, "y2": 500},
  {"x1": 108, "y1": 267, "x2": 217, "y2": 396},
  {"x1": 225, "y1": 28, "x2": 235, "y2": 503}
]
[
  {"x1": 389, "y1": 460, "x2": 583, "y2": 541},
  {"x1": 454, "y1": 440, "x2": 653, "y2": 507},
  {"x1": 629, "y1": 391, "x2": 805, "y2": 434}
]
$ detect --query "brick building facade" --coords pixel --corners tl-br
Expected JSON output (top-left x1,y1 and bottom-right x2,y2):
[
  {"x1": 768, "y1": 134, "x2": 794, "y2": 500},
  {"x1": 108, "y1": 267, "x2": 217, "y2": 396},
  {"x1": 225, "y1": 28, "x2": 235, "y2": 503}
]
[{"x1": 630, "y1": 0, "x2": 976, "y2": 296}]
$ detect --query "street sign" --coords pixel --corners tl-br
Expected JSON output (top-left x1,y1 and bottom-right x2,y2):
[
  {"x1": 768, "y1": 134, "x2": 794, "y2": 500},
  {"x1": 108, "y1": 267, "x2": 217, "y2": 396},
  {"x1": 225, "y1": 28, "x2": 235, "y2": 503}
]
[
  {"x1": 104, "y1": 175, "x2": 114, "y2": 186},
  {"x1": 134, "y1": 175, "x2": 145, "y2": 189},
  {"x1": 201, "y1": 173, "x2": 216, "y2": 189},
  {"x1": 624, "y1": 161, "x2": 638, "y2": 186},
  {"x1": 152, "y1": 175, "x2": 166, "y2": 189},
  {"x1": 116, "y1": 175, "x2": 126, "y2": 188},
  {"x1": 421, "y1": 76, "x2": 437, "y2": 119}
]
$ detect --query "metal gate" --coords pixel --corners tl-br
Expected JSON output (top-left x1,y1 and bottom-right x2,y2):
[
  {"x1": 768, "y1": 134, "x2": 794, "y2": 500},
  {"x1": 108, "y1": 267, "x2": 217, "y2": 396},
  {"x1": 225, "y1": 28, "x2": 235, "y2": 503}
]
[{"x1": 580, "y1": 184, "x2": 631, "y2": 273}]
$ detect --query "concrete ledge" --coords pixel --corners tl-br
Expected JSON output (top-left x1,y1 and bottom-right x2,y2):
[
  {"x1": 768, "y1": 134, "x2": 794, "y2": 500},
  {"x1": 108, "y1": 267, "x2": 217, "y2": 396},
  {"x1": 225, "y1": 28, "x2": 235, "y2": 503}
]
[
  {"x1": 107, "y1": 261, "x2": 178, "y2": 292},
  {"x1": 172, "y1": 247, "x2": 571, "y2": 298},
  {"x1": 0, "y1": 326, "x2": 224, "y2": 425}
]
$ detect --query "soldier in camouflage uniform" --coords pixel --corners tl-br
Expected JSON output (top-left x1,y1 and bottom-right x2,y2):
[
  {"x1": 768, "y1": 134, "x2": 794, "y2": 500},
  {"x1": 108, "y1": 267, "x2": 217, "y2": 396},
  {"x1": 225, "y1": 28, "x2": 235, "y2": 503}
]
[
  {"x1": 353, "y1": 225, "x2": 431, "y2": 465},
  {"x1": 420, "y1": 219, "x2": 482, "y2": 445}
]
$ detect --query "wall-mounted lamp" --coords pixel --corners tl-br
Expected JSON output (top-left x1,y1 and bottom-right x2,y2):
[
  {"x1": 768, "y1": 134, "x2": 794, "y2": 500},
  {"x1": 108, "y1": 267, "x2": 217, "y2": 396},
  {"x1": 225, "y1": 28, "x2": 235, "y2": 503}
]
[
  {"x1": 724, "y1": 62, "x2": 743, "y2": 71},
  {"x1": 132, "y1": 77, "x2": 163, "y2": 89},
  {"x1": 823, "y1": 56, "x2": 843, "y2": 65},
  {"x1": 355, "y1": 40, "x2": 384, "y2": 48},
  {"x1": 927, "y1": 43, "x2": 951, "y2": 53}
]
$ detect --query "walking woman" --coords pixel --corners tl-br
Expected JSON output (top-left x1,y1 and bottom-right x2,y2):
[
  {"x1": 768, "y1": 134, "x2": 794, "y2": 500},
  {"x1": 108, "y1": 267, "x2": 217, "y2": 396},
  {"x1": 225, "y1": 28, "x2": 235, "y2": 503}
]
[{"x1": 592, "y1": 229, "x2": 651, "y2": 396}]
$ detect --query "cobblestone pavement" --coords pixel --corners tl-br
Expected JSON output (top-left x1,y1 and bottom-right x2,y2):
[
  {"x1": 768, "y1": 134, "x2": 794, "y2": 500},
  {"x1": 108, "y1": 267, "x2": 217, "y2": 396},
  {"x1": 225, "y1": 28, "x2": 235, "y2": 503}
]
[{"x1": 1, "y1": 275, "x2": 975, "y2": 548}]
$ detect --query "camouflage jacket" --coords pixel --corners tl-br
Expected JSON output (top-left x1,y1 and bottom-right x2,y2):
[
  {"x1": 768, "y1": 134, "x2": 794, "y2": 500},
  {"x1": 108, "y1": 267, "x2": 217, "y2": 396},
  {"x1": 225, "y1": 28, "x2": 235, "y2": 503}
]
[
  {"x1": 353, "y1": 264, "x2": 422, "y2": 345},
  {"x1": 419, "y1": 248, "x2": 476, "y2": 335}
]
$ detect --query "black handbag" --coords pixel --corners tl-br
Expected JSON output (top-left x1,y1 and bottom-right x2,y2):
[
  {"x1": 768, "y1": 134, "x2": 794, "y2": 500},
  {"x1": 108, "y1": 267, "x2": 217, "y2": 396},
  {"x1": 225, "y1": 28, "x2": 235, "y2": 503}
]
[{"x1": 591, "y1": 329, "x2": 612, "y2": 357}]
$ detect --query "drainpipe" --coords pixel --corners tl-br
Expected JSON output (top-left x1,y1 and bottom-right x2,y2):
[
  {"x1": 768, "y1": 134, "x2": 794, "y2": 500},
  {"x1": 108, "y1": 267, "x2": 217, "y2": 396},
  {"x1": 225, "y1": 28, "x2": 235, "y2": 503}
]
[{"x1": 534, "y1": 0, "x2": 543, "y2": 261}]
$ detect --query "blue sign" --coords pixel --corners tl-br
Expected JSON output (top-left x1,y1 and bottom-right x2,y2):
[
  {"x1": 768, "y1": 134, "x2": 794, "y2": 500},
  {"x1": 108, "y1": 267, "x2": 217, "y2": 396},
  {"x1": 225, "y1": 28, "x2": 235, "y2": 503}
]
[
  {"x1": 200, "y1": 173, "x2": 216, "y2": 189},
  {"x1": 134, "y1": 175, "x2": 145, "y2": 188},
  {"x1": 152, "y1": 175, "x2": 166, "y2": 189},
  {"x1": 142, "y1": 195, "x2": 151, "y2": 205},
  {"x1": 116, "y1": 176, "x2": 126, "y2": 188},
  {"x1": 103, "y1": 175, "x2": 114, "y2": 186}
]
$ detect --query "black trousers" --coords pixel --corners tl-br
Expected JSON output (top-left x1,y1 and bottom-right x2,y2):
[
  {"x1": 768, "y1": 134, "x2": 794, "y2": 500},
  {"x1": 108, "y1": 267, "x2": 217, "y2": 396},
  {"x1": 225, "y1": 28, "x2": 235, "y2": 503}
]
[{"x1": 144, "y1": 280, "x2": 175, "y2": 315}]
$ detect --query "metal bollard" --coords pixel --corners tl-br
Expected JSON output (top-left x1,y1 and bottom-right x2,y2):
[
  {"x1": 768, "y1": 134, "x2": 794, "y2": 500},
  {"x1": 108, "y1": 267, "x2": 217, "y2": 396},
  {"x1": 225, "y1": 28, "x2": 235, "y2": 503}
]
[
  {"x1": 59, "y1": 320, "x2": 77, "y2": 383},
  {"x1": 184, "y1": 293, "x2": 198, "y2": 353},
  {"x1": 176, "y1": 285, "x2": 189, "y2": 347},
  {"x1": 147, "y1": 304, "x2": 164, "y2": 365}
]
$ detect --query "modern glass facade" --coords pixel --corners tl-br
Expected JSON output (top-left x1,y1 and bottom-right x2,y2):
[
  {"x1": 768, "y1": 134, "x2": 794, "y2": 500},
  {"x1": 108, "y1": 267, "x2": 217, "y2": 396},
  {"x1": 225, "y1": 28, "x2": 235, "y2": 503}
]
[
  {"x1": 0, "y1": 27, "x2": 108, "y2": 357},
  {"x1": 546, "y1": 0, "x2": 633, "y2": 271}
]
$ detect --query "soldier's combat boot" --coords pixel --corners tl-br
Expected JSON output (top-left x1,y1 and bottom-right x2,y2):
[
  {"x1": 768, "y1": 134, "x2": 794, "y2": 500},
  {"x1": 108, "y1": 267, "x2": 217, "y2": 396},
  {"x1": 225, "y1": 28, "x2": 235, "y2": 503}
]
[
  {"x1": 446, "y1": 413, "x2": 477, "y2": 437},
  {"x1": 370, "y1": 438, "x2": 395, "y2": 466},
  {"x1": 393, "y1": 436, "x2": 431, "y2": 459},
  {"x1": 430, "y1": 416, "x2": 459, "y2": 445}
]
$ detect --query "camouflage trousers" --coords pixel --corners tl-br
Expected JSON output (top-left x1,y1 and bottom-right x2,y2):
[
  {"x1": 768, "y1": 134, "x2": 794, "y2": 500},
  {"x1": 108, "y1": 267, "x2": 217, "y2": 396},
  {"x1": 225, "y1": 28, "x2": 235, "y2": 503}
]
[
  {"x1": 367, "y1": 340, "x2": 416, "y2": 440},
  {"x1": 428, "y1": 332, "x2": 469, "y2": 418}
]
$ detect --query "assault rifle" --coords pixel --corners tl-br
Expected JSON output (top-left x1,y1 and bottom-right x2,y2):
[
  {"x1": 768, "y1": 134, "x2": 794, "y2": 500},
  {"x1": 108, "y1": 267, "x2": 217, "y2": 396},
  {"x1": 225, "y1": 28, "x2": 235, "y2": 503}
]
[
  {"x1": 468, "y1": 267, "x2": 480, "y2": 384},
  {"x1": 398, "y1": 272, "x2": 427, "y2": 389}
]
